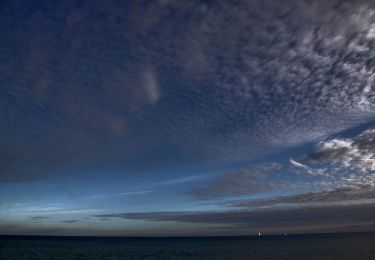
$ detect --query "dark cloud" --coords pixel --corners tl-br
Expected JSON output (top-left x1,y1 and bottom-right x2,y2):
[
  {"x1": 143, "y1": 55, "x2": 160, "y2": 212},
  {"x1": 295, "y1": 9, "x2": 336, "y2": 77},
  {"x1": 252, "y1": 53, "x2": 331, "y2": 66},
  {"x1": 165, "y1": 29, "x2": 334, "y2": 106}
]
[
  {"x1": 341, "y1": 222, "x2": 375, "y2": 231},
  {"x1": 188, "y1": 164, "x2": 291, "y2": 199},
  {"x1": 60, "y1": 220, "x2": 80, "y2": 224},
  {"x1": 0, "y1": 223, "x2": 73, "y2": 236},
  {"x1": 31, "y1": 216, "x2": 49, "y2": 220},
  {"x1": 228, "y1": 186, "x2": 375, "y2": 208},
  {"x1": 94, "y1": 203, "x2": 375, "y2": 233}
]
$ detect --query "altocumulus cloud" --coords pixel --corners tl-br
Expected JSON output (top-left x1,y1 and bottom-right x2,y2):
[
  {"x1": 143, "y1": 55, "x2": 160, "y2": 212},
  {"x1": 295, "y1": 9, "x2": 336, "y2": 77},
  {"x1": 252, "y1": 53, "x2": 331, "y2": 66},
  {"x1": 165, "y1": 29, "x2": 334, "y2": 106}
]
[
  {"x1": 141, "y1": 0, "x2": 375, "y2": 151},
  {"x1": 2, "y1": 0, "x2": 375, "y2": 183}
]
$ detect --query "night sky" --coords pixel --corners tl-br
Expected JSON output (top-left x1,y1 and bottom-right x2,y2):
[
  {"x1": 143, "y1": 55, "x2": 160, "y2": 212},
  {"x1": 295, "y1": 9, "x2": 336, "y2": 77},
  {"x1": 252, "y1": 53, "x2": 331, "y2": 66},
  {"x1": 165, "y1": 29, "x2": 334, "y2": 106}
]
[{"x1": 1, "y1": 0, "x2": 375, "y2": 236}]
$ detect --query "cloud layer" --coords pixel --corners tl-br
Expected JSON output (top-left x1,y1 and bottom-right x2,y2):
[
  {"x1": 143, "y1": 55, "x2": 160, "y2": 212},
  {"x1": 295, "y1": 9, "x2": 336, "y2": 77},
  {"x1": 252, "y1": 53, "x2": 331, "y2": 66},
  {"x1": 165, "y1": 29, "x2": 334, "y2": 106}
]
[
  {"x1": 94, "y1": 203, "x2": 375, "y2": 234},
  {"x1": 1, "y1": 0, "x2": 375, "y2": 182},
  {"x1": 189, "y1": 128, "x2": 375, "y2": 208},
  {"x1": 89, "y1": 128, "x2": 375, "y2": 234},
  {"x1": 228, "y1": 186, "x2": 375, "y2": 208}
]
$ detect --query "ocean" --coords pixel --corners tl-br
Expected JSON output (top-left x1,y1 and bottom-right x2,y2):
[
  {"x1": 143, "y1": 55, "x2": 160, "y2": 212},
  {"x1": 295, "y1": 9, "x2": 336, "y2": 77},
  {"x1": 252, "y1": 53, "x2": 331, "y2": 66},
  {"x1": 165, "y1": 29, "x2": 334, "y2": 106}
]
[{"x1": 0, "y1": 232, "x2": 374, "y2": 259}]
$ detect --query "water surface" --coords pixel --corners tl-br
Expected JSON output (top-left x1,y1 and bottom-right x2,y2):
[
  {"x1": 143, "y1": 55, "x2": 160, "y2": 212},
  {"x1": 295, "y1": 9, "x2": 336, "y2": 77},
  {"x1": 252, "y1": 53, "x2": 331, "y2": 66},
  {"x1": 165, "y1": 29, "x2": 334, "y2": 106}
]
[{"x1": 1, "y1": 232, "x2": 374, "y2": 259}]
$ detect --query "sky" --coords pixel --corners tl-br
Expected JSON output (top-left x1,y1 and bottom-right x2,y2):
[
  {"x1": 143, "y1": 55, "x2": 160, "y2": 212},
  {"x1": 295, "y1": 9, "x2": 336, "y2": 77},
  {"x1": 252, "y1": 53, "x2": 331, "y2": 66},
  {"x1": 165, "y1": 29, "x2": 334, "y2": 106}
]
[{"x1": 0, "y1": 0, "x2": 375, "y2": 236}]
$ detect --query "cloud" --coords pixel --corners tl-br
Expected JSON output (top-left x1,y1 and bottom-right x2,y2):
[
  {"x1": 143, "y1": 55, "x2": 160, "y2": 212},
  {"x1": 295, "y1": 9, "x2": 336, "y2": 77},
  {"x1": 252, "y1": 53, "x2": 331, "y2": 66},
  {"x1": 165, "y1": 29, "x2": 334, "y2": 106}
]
[
  {"x1": 119, "y1": 190, "x2": 154, "y2": 196},
  {"x1": 94, "y1": 203, "x2": 375, "y2": 234},
  {"x1": 188, "y1": 167, "x2": 266, "y2": 199},
  {"x1": 289, "y1": 158, "x2": 309, "y2": 170},
  {"x1": 186, "y1": 162, "x2": 329, "y2": 200},
  {"x1": 23, "y1": 205, "x2": 103, "y2": 215},
  {"x1": 31, "y1": 216, "x2": 49, "y2": 220},
  {"x1": 141, "y1": 0, "x2": 375, "y2": 155},
  {"x1": 188, "y1": 163, "x2": 295, "y2": 199},
  {"x1": 188, "y1": 128, "x2": 375, "y2": 201},
  {"x1": 2, "y1": 0, "x2": 375, "y2": 184},
  {"x1": 152, "y1": 174, "x2": 210, "y2": 187},
  {"x1": 139, "y1": 0, "x2": 375, "y2": 160},
  {"x1": 60, "y1": 220, "x2": 80, "y2": 224},
  {"x1": 228, "y1": 186, "x2": 375, "y2": 208},
  {"x1": 87, "y1": 190, "x2": 154, "y2": 199},
  {"x1": 289, "y1": 158, "x2": 326, "y2": 176},
  {"x1": 306, "y1": 128, "x2": 375, "y2": 173},
  {"x1": 142, "y1": 66, "x2": 160, "y2": 104}
]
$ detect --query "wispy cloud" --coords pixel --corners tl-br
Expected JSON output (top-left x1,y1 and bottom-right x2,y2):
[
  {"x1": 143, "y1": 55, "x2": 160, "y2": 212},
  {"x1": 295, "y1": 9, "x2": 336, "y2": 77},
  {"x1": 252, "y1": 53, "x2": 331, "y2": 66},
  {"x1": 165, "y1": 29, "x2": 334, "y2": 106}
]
[
  {"x1": 188, "y1": 164, "x2": 287, "y2": 199},
  {"x1": 119, "y1": 190, "x2": 154, "y2": 196},
  {"x1": 31, "y1": 216, "x2": 49, "y2": 220},
  {"x1": 152, "y1": 174, "x2": 210, "y2": 187},
  {"x1": 87, "y1": 190, "x2": 154, "y2": 199},
  {"x1": 227, "y1": 186, "x2": 375, "y2": 208},
  {"x1": 142, "y1": 66, "x2": 160, "y2": 104},
  {"x1": 289, "y1": 158, "x2": 327, "y2": 176},
  {"x1": 22, "y1": 205, "x2": 103, "y2": 215},
  {"x1": 93, "y1": 203, "x2": 375, "y2": 234},
  {"x1": 60, "y1": 220, "x2": 80, "y2": 224}
]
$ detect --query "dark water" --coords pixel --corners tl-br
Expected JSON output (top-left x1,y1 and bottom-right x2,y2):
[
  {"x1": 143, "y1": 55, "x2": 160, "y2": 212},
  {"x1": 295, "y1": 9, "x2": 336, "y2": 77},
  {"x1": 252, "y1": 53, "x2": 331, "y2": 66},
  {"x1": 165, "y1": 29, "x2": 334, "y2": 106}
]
[{"x1": 1, "y1": 233, "x2": 374, "y2": 259}]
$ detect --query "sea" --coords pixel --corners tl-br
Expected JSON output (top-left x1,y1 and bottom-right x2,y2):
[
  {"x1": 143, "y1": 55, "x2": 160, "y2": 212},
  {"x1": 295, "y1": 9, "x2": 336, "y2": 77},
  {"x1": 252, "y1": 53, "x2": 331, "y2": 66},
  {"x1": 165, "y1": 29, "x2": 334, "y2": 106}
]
[{"x1": 0, "y1": 232, "x2": 374, "y2": 259}]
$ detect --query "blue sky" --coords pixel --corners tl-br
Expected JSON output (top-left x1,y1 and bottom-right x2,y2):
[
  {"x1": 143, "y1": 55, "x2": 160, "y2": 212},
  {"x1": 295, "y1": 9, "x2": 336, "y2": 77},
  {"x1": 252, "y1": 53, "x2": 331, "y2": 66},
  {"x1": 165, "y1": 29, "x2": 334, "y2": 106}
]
[{"x1": 1, "y1": 0, "x2": 375, "y2": 236}]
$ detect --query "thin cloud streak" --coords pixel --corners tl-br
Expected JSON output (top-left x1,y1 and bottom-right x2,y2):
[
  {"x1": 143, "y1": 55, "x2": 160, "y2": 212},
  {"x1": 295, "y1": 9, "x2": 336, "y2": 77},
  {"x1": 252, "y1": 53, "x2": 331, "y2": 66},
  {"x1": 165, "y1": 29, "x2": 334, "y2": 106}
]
[
  {"x1": 94, "y1": 203, "x2": 375, "y2": 234},
  {"x1": 87, "y1": 190, "x2": 154, "y2": 199},
  {"x1": 21, "y1": 206, "x2": 104, "y2": 215},
  {"x1": 119, "y1": 190, "x2": 154, "y2": 196},
  {"x1": 227, "y1": 186, "x2": 375, "y2": 208},
  {"x1": 151, "y1": 174, "x2": 211, "y2": 187}
]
